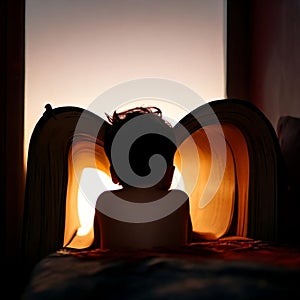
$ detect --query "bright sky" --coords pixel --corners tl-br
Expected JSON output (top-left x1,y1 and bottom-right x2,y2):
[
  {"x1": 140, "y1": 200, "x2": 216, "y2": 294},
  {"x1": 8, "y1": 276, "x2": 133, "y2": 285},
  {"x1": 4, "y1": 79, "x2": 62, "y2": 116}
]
[{"x1": 25, "y1": 0, "x2": 227, "y2": 161}]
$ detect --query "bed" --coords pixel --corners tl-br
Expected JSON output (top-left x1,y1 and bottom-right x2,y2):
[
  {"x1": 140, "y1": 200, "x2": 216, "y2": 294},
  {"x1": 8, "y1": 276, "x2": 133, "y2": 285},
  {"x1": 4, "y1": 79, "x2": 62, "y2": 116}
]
[
  {"x1": 22, "y1": 238, "x2": 300, "y2": 299},
  {"x1": 21, "y1": 102, "x2": 300, "y2": 299}
]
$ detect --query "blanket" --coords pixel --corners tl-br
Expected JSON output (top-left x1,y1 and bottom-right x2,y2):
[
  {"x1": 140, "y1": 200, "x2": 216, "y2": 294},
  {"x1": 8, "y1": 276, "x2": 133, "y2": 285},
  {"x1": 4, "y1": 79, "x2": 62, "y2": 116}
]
[{"x1": 22, "y1": 239, "x2": 300, "y2": 300}]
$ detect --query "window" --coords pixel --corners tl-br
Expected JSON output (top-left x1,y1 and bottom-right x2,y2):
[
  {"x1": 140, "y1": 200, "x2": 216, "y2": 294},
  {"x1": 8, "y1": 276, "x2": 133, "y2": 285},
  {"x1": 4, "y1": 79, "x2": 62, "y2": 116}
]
[{"x1": 25, "y1": 0, "x2": 227, "y2": 161}]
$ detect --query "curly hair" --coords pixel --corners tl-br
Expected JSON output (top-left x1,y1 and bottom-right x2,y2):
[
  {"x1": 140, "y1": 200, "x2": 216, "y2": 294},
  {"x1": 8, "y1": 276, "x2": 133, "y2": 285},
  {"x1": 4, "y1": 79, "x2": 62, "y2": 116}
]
[{"x1": 104, "y1": 106, "x2": 177, "y2": 186}]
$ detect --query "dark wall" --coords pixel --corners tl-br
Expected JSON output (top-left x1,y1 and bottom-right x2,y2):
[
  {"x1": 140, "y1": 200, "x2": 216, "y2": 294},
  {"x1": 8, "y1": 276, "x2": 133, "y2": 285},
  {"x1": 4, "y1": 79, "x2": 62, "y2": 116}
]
[
  {"x1": 0, "y1": 0, "x2": 26, "y2": 297},
  {"x1": 251, "y1": 0, "x2": 300, "y2": 128},
  {"x1": 226, "y1": 0, "x2": 251, "y2": 102},
  {"x1": 0, "y1": 0, "x2": 25, "y2": 259},
  {"x1": 227, "y1": 0, "x2": 300, "y2": 128}
]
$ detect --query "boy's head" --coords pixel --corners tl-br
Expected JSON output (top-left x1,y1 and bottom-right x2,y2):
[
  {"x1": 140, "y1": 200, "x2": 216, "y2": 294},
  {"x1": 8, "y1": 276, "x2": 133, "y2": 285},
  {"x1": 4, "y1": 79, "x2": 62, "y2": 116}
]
[{"x1": 104, "y1": 106, "x2": 177, "y2": 188}]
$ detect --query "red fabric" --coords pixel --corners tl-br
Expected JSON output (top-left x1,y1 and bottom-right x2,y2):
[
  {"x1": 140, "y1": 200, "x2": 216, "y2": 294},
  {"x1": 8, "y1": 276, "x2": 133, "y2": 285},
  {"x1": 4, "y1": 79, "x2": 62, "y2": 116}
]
[{"x1": 70, "y1": 238, "x2": 300, "y2": 269}]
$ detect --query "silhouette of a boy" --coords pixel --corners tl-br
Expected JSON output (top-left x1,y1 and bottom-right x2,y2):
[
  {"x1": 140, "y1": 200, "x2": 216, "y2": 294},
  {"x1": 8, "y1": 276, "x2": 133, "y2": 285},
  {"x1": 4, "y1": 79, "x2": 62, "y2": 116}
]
[{"x1": 94, "y1": 106, "x2": 191, "y2": 250}]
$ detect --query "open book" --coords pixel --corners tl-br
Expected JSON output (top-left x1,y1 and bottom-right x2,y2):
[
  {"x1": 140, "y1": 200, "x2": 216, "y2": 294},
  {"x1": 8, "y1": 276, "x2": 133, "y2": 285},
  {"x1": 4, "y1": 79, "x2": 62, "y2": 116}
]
[{"x1": 22, "y1": 99, "x2": 284, "y2": 265}]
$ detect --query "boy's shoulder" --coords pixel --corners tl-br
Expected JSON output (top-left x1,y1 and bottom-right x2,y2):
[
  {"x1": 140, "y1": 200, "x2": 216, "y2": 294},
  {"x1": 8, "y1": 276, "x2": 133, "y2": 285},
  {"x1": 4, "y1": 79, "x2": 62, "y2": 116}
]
[
  {"x1": 98, "y1": 188, "x2": 189, "y2": 201},
  {"x1": 96, "y1": 189, "x2": 117, "y2": 202},
  {"x1": 169, "y1": 189, "x2": 189, "y2": 200},
  {"x1": 169, "y1": 188, "x2": 188, "y2": 196},
  {"x1": 95, "y1": 188, "x2": 189, "y2": 212}
]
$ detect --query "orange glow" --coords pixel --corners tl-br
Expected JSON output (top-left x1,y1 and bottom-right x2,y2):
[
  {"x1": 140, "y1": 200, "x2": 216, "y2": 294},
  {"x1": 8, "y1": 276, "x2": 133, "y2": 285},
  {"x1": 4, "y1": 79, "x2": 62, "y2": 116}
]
[
  {"x1": 64, "y1": 122, "x2": 249, "y2": 249},
  {"x1": 175, "y1": 125, "x2": 234, "y2": 238},
  {"x1": 174, "y1": 124, "x2": 249, "y2": 238},
  {"x1": 65, "y1": 149, "x2": 185, "y2": 249},
  {"x1": 64, "y1": 141, "x2": 111, "y2": 248}
]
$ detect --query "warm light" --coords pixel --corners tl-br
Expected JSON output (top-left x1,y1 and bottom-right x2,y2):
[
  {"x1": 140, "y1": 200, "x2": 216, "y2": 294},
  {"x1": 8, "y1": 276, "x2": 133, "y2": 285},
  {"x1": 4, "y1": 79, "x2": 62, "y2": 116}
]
[
  {"x1": 174, "y1": 123, "x2": 249, "y2": 238},
  {"x1": 76, "y1": 167, "x2": 185, "y2": 237},
  {"x1": 64, "y1": 137, "x2": 186, "y2": 249},
  {"x1": 76, "y1": 168, "x2": 121, "y2": 236},
  {"x1": 63, "y1": 141, "x2": 111, "y2": 249},
  {"x1": 64, "y1": 122, "x2": 249, "y2": 249}
]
